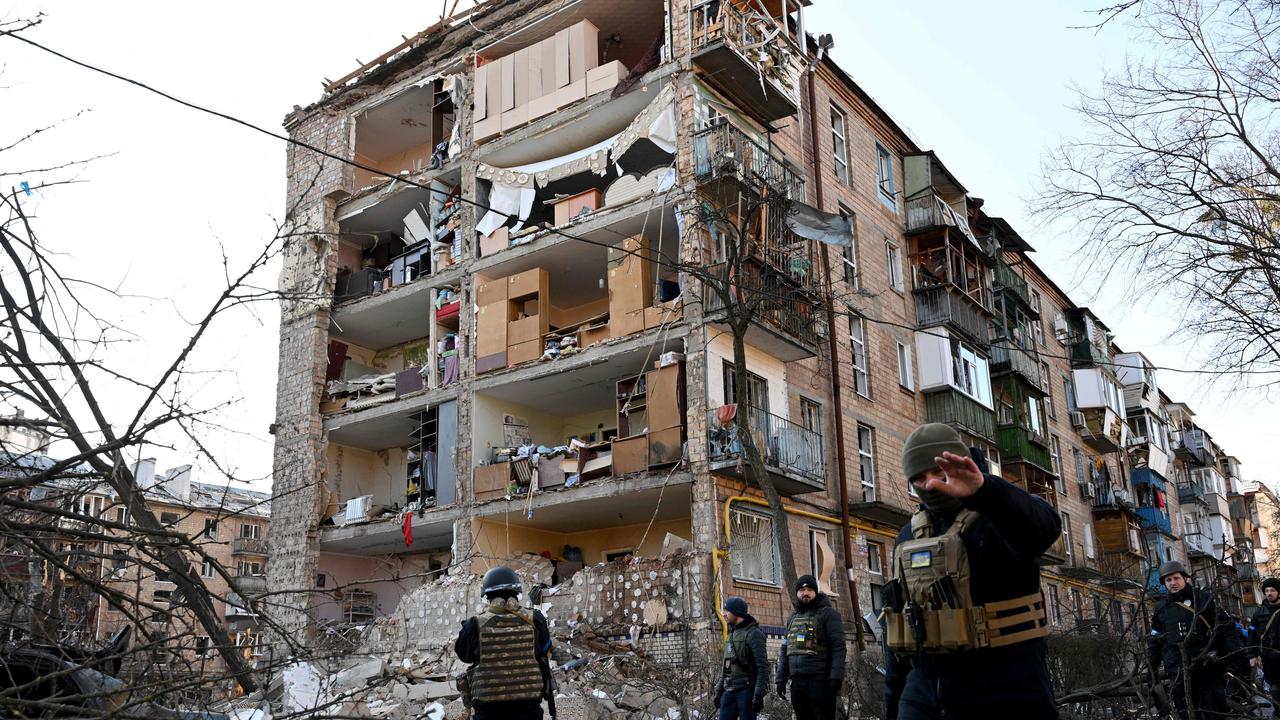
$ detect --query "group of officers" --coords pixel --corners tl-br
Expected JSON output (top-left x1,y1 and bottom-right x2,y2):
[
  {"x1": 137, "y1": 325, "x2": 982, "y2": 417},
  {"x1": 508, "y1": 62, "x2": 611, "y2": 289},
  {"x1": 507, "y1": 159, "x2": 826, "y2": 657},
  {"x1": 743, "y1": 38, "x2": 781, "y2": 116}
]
[{"x1": 450, "y1": 423, "x2": 1280, "y2": 720}]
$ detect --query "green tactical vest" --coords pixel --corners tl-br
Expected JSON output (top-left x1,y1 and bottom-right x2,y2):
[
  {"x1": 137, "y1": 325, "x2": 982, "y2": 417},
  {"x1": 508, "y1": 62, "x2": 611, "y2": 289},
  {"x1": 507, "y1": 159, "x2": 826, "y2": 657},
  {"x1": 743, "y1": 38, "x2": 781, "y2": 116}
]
[
  {"x1": 784, "y1": 610, "x2": 825, "y2": 657},
  {"x1": 470, "y1": 607, "x2": 543, "y2": 703}
]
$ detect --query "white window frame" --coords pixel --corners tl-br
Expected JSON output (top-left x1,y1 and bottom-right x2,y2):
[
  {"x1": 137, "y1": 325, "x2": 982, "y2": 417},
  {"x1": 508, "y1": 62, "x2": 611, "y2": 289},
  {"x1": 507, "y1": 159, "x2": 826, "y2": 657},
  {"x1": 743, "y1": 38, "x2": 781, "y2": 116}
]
[
  {"x1": 886, "y1": 240, "x2": 905, "y2": 292},
  {"x1": 1050, "y1": 435, "x2": 1063, "y2": 483},
  {"x1": 1084, "y1": 521, "x2": 1096, "y2": 559},
  {"x1": 729, "y1": 509, "x2": 780, "y2": 585},
  {"x1": 849, "y1": 316, "x2": 870, "y2": 398},
  {"x1": 1061, "y1": 512, "x2": 1073, "y2": 562},
  {"x1": 202, "y1": 560, "x2": 215, "y2": 578},
  {"x1": 839, "y1": 206, "x2": 859, "y2": 290},
  {"x1": 830, "y1": 105, "x2": 849, "y2": 185},
  {"x1": 896, "y1": 340, "x2": 915, "y2": 390},
  {"x1": 240, "y1": 523, "x2": 260, "y2": 540},
  {"x1": 876, "y1": 143, "x2": 896, "y2": 208},
  {"x1": 950, "y1": 341, "x2": 992, "y2": 408},
  {"x1": 1030, "y1": 290, "x2": 1045, "y2": 346},
  {"x1": 1041, "y1": 363, "x2": 1054, "y2": 417},
  {"x1": 858, "y1": 424, "x2": 877, "y2": 501}
]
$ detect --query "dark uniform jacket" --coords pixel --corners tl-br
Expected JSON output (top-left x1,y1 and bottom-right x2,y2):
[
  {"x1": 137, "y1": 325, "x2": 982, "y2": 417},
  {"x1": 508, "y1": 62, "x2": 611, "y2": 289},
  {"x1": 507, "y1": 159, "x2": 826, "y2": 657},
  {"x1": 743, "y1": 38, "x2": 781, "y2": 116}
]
[
  {"x1": 455, "y1": 606, "x2": 552, "y2": 718},
  {"x1": 883, "y1": 472, "x2": 1061, "y2": 720},
  {"x1": 775, "y1": 593, "x2": 846, "y2": 681},
  {"x1": 714, "y1": 614, "x2": 769, "y2": 701},
  {"x1": 1250, "y1": 600, "x2": 1280, "y2": 668},
  {"x1": 1148, "y1": 585, "x2": 1241, "y2": 674}
]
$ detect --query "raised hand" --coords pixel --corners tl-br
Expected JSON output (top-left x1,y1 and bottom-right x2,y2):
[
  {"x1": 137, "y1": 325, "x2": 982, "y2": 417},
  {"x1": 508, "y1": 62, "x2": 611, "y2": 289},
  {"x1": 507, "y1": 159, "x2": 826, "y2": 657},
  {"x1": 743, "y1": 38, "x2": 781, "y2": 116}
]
[{"x1": 923, "y1": 451, "x2": 985, "y2": 498}]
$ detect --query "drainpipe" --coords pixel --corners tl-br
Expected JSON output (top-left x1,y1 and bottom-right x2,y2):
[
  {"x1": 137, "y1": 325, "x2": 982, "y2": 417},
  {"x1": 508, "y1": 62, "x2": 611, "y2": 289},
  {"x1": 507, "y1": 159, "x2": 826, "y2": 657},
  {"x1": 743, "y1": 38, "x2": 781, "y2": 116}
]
[{"x1": 805, "y1": 61, "x2": 865, "y2": 652}]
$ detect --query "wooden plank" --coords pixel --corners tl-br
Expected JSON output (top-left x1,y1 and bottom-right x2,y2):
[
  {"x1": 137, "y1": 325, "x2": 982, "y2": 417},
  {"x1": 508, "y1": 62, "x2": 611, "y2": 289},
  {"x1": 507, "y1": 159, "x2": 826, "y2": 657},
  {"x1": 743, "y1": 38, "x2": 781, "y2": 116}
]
[
  {"x1": 512, "y1": 47, "x2": 530, "y2": 107},
  {"x1": 474, "y1": 62, "x2": 488, "y2": 120},
  {"x1": 527, "y1": 43, "x2": 543, "y2": 100},
  {"x1": 500, "y1": 53, "x2": 515, "y2": 111},
  {"x1": 554, "y1": 27, "x2": 571, "y2": 88}
]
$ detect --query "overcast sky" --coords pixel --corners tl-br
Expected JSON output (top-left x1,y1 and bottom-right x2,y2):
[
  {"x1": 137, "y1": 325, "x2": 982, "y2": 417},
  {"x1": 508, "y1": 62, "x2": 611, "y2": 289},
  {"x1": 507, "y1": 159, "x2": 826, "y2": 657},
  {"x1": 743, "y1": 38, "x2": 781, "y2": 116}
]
[{"x1": 2, "y1": 1, "x2": 1275, "y2": 489}]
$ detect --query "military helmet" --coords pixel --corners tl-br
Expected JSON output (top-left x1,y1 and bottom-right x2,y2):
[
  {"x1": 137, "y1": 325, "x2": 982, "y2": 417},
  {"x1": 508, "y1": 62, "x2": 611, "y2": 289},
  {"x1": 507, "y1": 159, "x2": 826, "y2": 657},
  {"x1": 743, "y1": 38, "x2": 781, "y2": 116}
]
[
  {"x1": 1158, "y1": 560, "x2": 1189, "y2": 582},
  {"x1": 481, "y1": 566, "x2": 522, "y2": 598}
]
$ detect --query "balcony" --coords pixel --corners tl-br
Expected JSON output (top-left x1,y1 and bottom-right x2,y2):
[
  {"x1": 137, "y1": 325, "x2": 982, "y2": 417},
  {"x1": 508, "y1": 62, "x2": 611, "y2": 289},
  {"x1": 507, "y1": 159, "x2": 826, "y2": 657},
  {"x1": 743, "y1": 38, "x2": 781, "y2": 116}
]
[
  {"x1": 998, "y1": 426, "x2": 1054, "y2": 473},
  {"x1": 689, "y1": 1, "x2": 802, "y2": 123},
  {"x1": 233, "y1": 574, "x2": 267, "y2": 596},
  {"x1": 1070, "y1": 338, "x2": 1111, "y2": 367},
  {"x1": 703, "y1": 262, "x2": 823, "y2": 362},
  {"x1": 993, "y1": 259, "x2": 1034, "y2": 313},
  {"x1": 1079, "y1": 407, "x2": 1125, "y2": 454},
  {"x1": 231, "y1": 537, "x2": 268, "y2": 556},
  {"x1": 990, "y1": 339, "x2": 1042, "y2": 391},
  {"x1": 904, "y1": 191, "x2": 980, "y2": 249},
  {"x1": 924, "y1": 389, "x2": 996, "y2": 443},
  {"x1": 707, "y1": 406, "x2": 826, "y2": 496},
  {"x1": 1136, "y1": 506, "x2": 1174, "y2": 536},
  {"x1": 914, "y1": 285, "x2": 991, "y2": 346},
  {"x1": 1174, "y1": 430, "x2": 1212, "y2": 467},
  {"x1": 693, "y1": 123, "x2": 804, "y2": 200},
  {"x1": 1178, "y1": 482, "x2": 1208, "y2": 504}
]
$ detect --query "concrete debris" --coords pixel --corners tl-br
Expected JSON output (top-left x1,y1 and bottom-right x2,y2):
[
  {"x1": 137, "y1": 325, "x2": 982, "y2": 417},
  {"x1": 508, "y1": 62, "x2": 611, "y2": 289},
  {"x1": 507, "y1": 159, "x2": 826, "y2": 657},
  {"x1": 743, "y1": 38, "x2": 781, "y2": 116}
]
[{"x1": 333, "y1": 657, "x2": 387, "y2": 689}]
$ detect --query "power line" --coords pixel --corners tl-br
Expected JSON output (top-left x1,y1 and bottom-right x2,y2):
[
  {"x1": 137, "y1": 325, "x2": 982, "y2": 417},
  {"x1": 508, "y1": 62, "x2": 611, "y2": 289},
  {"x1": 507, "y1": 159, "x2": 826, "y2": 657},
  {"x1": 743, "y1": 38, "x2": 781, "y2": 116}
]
[{"x1": 4, "y1": 27, "x2": 1276, "y2": 381}]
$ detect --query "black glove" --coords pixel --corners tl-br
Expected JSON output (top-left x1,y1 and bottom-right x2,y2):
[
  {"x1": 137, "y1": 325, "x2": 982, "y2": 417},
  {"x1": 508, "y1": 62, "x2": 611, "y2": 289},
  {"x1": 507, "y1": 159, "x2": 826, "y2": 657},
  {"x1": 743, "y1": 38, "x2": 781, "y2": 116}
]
[
  {"x1": 828, "y1": 678, "x2": 843, "y2": 696},
  {"x1": 776, "y1": 681, "x2": 786, "y2": 699},
  {"x1": 752, "y1": 696, "x2": 764, "y2": 713},
  {"x1": 714, "y1": 690, "x2": 723, "y2": 708}
]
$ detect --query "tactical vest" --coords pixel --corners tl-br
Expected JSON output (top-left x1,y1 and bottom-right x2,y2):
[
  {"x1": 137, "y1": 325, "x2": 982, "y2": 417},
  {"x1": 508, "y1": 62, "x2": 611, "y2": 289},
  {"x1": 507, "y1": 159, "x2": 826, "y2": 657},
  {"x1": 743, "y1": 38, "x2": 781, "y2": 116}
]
[
  {"x1": 721, "y1": 627, "x2": 754, "y2": 689},
  {"x1": 469, "y1": 608, "x2": 544, "y2": 703},
  {"x1": 884, "y1": 509, "x2": 1048, "y2": 654},
  {"x1": 784, "y1": 610, "x2": 826, "y2": 657}
]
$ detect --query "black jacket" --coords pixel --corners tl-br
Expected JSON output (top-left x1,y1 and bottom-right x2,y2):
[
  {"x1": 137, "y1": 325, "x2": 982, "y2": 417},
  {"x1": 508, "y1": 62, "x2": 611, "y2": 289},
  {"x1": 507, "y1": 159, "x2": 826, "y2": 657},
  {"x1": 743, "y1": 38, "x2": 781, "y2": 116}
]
[
  {"x1": 1148, "y1": 586, "x2": 1240, "y2": 673},
  {"x1": 776, "y1": 593, "x2": 846, "y2": 682},
  {"x1": 1250, "y1": 600, "x2": 1280, "y2": 664},
  {"x1": 714, "y1": 614, "x2": 769, "y2": 700},
  {"x1": 883, "y1": 472, "x2": 1061, "y2": 720}
]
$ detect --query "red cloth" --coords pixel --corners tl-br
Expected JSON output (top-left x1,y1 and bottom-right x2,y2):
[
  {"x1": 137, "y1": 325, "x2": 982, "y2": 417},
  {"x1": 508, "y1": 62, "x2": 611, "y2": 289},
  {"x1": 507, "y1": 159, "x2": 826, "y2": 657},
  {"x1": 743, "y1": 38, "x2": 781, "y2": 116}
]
[
  {"x1": 1156, "y1": 489, "x2": 1166, "y2": 509},
  {"x1": 402, "y1": 513, "x2": 413, "y2": 547},
  {"x1": 716, "y1": 404, "x2": 738, "y2": 427}
]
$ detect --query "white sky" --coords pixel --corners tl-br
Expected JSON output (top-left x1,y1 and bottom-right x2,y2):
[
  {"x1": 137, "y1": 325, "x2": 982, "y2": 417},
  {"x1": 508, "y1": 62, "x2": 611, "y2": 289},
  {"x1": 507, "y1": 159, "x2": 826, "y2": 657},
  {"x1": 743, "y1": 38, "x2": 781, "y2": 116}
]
[{"x1": 1, "y1": 1, "x2": 1275, "y2": 488}]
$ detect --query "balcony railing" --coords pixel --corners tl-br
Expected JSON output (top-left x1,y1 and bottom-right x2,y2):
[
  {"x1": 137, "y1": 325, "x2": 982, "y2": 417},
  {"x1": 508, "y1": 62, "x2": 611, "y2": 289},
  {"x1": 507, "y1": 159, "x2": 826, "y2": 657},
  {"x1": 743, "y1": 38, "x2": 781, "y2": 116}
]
[
  {"x1": 1070, "y1": 338, "x2": 1110, "y2": 367},
  {"x1": 232, "y1": 537, "x2": 268, "y2": 556},
  {"x1": 1173, "y1": 430, "x2": 1212, "y2": 467},
  {"x1": 993, "y1": 259, "x2": 1034, "y2": 311},
  {"x1": 688, "y1": 1, "x2": 802, "y2": 122},
  {"x1": 693, "y1": 123, "x2": 804, "y2": 200},
  {"x1": 924, "y1": 389, "x2": 996, "y2": 442},
  {"x1": 999, "y1": 426, "x2": 1054, "y2": 472},
  {"x1": 904, "y1": 191, "x2": 979, "y2": 248},
  {"x1": 1177, "y1": 482, "x2": 1207, "y2": 504},
  {"x1": 990, "y1": 339, "x2": 1042, "y2": 391},
  {"x1": 233, "y1": 574, "x2": 267, "y2": 595},
  {"x1": 707, "y1": 406, "x2": 825, "y2": 490},
  {"x1": 703, "y1": 263, "x2": 823, "y2": 357},
  {"x1": 914, "y1": 285, "x2": 991, "y2": 345},
  {"x1": 1136, "y1": 506, "x2": 1173, "y2": 535}
]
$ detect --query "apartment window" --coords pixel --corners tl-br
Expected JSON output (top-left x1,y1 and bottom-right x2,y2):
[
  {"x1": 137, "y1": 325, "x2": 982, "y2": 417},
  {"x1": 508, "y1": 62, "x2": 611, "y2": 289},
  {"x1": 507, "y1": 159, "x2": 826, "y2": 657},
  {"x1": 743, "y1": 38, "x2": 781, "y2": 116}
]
[
  {"x1": 830, "y1": 105, "x2": 849, "y2": 184},
  {"x1": 799, "y1": 397, "x2": 823, "y2": 435},
  {"x1": 896, "y1": 341, "x2": 915, "y2": 391},
  {"x1": 1050, "y1": 436, "x2": 1063, "y2": 484},
  {"x1": 1027, "y1": 395, "x2": 1044, "y2": 437},
  {"x1": 729, "y1": 509, "x2": 779, "y2": 584},
  {"x1": 886, "y1": 241, "x2": 905, "y2": 291},
  {"x1": 155, "y1": 570, "x2": 173, "y2": 584},
  {"x1": 160, "y1": 512, "x2": 179, "y2": 527},
  {"x1": 1070, "y1": 588, "x2": 1082, "y2": 621},
  {"x1": 1041, "y1": 363, "x2": 1054, "y2": 418},
  {"x1": 1064, "y1": 376, "x2": 1077, "y2": 413},
  {"x1": 1092, "y1": 595, "x2": 1104, "y2": 623},
  {"x1": 849, "y1": 316, "x2": 870, "y2": 398},
  {"x1": 239, "y1": 523, "x2": 261, "y2": 540},
  {"x1": 1084, "y1": 522, "x2": 1096, "y2": 559},
  {"x1": 867, "y1": 541, "x2": 885, "y2": 613},
  {"x1": 840, "y1": 206, "x2": 859, "y2": 290},
  {"x1": 1030, "y1": 290, "x2": 1044, "y2": 346},
  {"x1": 1061, "y1": 512, "x2": 1073, "y2": 562},
  {"x1": 112, "y1": 550, "x2": 128, "y2": 570},
  {"x1": 115, "y1": 507, "x2": 127, "y2": 525},
  {"x1": 1073, "y1": 447, "x2": 1086, "y2": 488},
  {"x1": 195, "y1": 636, "x2": 210, "y2": 653},
  {"x1": 201, "y1": 560, "x2": 215, "y2": 578},
  {"x1": 237, "y1": 560, "x2": 263, "y2": 576},
  {"x1": 858, "y1": 424, "x2": 876, "y2": 501},
  {"x1": 202, "y1": 518, "x2": 218, "y2": 539},
  {"x1": 952, "y1": 342, "x2": 992, "y2": 407},
  {"x1": 876, "y1": 143, "x2": 896, "y2": 207},
  {"x1": 153, "y1": 590, "x2": 172, "y2": 604},
  {"x1": 316, "y1": 573, "x2": 327, "y2": 588},
  {"x1": 1048, "y1": 584, "x2": 1062, "y2": 625},
  {"x1": 723, "y1": 360, "x2": 769, "y2": 415}
]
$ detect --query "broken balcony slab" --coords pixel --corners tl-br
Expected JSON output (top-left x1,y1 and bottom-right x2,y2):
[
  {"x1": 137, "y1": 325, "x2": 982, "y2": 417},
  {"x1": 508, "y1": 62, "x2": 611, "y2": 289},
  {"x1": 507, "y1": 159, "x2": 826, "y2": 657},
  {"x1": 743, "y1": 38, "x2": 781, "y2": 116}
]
[
  {"x1": 320, "y1": 506, "x2": 461, "y2": 555},
  {"x1": 331, "y1": 265, "x2": 464, "y2": 349},
  {"x1": 324, "y1": 386, "x2": 459, "y2": 451},
  {"x1": 473, "y1": 471, "x2": 693, "y2": 532}
]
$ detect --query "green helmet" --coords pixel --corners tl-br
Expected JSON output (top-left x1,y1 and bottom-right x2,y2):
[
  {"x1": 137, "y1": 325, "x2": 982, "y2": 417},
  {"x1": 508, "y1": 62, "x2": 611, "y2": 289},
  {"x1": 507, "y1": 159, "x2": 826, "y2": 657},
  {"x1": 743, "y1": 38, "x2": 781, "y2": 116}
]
[{"x1": 1158, "y1": 560, "x2": 1189, "y2": 582}]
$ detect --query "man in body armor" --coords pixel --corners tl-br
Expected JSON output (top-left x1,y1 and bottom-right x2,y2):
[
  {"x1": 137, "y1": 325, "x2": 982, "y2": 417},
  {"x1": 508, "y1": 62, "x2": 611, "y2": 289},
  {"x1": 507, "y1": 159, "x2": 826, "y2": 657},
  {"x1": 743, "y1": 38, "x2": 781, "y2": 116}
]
[
  {"x1": 774, "y1": 575, "x2": 846, "y2": 720},
  {"x1": 1251, "y1": 577, "x2": 1280, "y2": 705},
  {"x1": 882, "y1": 423, "x2": 1060, "y2": 720},
  {"x1": 1149, "y1": 560, "x2": 1238, "y2": 720},
  {"x1": 713, "y1": 596, "x2": 768, "y2": 720},
  {"x1": 454, "y1": 566, "x2": 553, "y2": 720}
]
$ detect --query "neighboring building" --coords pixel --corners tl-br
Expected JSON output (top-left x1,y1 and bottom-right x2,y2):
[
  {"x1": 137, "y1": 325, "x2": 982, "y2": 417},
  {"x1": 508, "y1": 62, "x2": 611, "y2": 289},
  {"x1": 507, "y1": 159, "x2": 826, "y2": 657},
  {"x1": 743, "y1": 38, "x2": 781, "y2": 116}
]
[{"x1": 270, "y1": 0, "x2": 1258, "y2": 653}]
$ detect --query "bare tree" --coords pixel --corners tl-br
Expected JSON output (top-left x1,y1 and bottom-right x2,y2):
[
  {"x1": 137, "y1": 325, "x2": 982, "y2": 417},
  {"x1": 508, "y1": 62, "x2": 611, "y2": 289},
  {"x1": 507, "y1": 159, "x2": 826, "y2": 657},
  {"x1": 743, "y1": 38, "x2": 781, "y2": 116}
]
[{"x1": 1038, "y1": 0, "x2": 1280, "y2": 384}]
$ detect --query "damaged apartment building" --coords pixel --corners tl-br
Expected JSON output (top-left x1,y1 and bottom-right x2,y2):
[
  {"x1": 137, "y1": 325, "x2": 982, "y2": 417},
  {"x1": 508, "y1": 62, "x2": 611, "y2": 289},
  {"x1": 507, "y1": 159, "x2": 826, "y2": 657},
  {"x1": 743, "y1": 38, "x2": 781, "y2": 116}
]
[{"x1": 271, "y1": 0, "x2": 1258, "y2": 661}]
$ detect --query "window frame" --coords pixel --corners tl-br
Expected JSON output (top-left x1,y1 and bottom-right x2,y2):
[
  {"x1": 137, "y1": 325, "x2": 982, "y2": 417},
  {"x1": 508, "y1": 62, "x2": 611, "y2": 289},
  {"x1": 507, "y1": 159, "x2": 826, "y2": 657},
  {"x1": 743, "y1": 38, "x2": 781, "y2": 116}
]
[
  {"x1": 1061, "y1": 511, "x2": 1073, "y2": 562},
  {"x1": 849, "y1": 316, "x2": 871, "y2": 398},
  {"x1": 799, "y1": 396, "x2": 823, "y2": 435},
  {"x1": 729, "y1": 508, "x2": 780, "y2": 585},
  {"x1": 857, "y1": 424, "x2": 877, "y2": 501},
  {"x1": 896, "y1": 340, "x2": 915, "y2": 391},
  {"x1": 885, "y1": 240, "x2": 905, "y2": 292},
  {"x1": 830, "y1": 105, "x2": 850, "y2": 185},
  {"x1": 875, "y1": 143, "x2": 896, "y2": 209},
  {"x1": 839, "y1": 205, "x2": 859, "y2": 290}
]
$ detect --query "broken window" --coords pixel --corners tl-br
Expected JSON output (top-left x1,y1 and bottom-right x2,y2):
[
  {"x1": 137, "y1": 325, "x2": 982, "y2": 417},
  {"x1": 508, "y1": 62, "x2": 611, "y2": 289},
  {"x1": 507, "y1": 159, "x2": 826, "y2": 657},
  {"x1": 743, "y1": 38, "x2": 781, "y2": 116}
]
[
  {"x1": 885, "y1": 240, "x2": 904, "y2": 292},
  {"x1": 202, "y1": 518, "x2": 218, "y2": 539},
  {"x1": 830, "y1": 105, "x2": 849, "y2": 184},
  {"x1": 160, "y1": 511, "x2": 179, "y2": 526},
  {"x1": 896, "y1": 341, "x2": 914, "y2": 391},
  {"x1": 730, "y1": 509, "x2": 778, "y2": 585},
  {"x1": 877, "y1": 143, "x2": 896, "y2": 207}
]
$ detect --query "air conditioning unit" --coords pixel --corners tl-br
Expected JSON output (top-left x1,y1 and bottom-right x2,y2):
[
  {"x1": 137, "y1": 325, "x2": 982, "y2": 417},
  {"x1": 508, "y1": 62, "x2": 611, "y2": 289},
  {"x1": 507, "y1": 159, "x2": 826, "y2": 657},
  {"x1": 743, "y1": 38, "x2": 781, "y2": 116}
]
[
  {"x1": 1070, "y1": 411, "x2": 1086, "y2": 429},
  {"x1": 1080, "y1": 482, "x2": 1095, "y2": 499}
]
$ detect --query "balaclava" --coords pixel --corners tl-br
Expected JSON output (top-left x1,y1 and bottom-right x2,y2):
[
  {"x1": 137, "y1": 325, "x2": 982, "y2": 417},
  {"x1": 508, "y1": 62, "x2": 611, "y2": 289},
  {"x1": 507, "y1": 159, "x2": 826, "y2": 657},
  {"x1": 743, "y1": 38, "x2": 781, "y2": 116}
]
[{"x1": 901, "y1": 423, "x2": 970, "y2": 513}]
